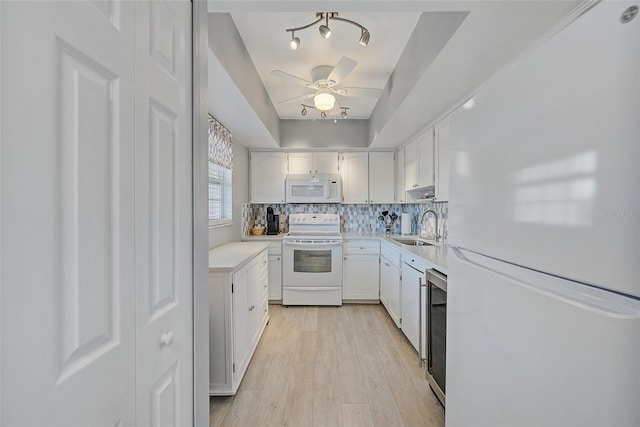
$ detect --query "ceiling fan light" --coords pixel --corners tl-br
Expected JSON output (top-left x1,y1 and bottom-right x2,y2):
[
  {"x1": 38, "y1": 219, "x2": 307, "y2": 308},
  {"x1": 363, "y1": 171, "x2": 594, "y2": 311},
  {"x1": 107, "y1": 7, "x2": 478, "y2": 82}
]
[
  {"x1": 359, "y1": 29, "x2": 370, "y2": 46},
  {"x1": 314, "y1": 90, "x2": 335, "y2": 111},
  {"x1": 319, "y1": 24, "x2": 331, "y2": 39},
  {"x1": 289, "y1": 35, "x2": 300, "y2": 50}
]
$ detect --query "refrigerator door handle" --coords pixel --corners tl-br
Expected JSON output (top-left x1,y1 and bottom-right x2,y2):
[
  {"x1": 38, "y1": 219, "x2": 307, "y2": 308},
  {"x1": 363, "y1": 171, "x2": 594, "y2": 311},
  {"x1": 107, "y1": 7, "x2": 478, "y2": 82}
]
[{"x1": 451, "y1": 247, "x2": 640, "y2": 318}]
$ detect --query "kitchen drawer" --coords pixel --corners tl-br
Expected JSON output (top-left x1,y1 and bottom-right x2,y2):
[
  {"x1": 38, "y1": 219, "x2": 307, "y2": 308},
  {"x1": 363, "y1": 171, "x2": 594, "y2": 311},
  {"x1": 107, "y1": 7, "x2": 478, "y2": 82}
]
[
  {"x1": 258, "y1": 250, "x2": 268, "y2": 274},
  {"x1": 344, "y1": 240, "x2": 380, "y2": 255},
  {"x1": 402, "y1": 253, "x2": 431, "y2": 273},
  {"x1": 267, "y1": 241, "x2": 282, "y2": 255},
  {"x1": 381, "y1": 243, "x2": 401, "y2": 268}
]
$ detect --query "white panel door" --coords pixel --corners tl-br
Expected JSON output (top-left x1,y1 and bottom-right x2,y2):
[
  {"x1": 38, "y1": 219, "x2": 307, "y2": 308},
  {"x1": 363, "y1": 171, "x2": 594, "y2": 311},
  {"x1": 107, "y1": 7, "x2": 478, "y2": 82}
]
[
  {"x1": 343, "y1": 255, "x2": 380, "y2": 300},
  {"x1": 134, "y1": 1, "x2": 193, "y2": 426},
  {"x1": 369, "y1": 152, "x2": 395, "y2": 204},
  {"x1": 395, "y1": 148, "x2": 406, "y2": 203},
  {"x1": 1, "y1": 1, "x2": 136, "y2": 424},
  {"x1": 434, "y1": 119, "x2": 450, "y2": 202},
  {"x1": 341, "y1": 152, "x2": 369, "y2": 204},
  {"x1": 250, "y1": 151, "x2": 287, "y2": 203},
  {"x1": 288, "y1": 152, "x2": 314, "y2": 174},
  {"x1": 417, "y1": 130, "x2": 435, "y2": 188},
  {"x1": 313, "y1": 152, "x2": 340, "y2": 174},
  {"x1": 268, "y1": 255, "x2": 282, "y2": 300},
  {"x1": 404, "y1": 140, "x2": 418, "y2": 190}
]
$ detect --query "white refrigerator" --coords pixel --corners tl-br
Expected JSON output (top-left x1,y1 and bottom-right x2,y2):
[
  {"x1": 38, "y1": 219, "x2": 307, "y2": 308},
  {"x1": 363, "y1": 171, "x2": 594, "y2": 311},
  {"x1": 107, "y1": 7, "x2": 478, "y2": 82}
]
[{"x1": 446, "y1": 1, "x2": 640, "y2": 426}]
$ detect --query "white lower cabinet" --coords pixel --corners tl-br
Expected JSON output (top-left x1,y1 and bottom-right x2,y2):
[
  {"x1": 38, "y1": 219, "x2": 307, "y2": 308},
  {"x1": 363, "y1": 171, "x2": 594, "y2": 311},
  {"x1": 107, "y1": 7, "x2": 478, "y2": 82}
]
[
  {"x1": 209, "y1": 249, "x2": 269, "y2": 395},
  {"x1": 343, "y1": 240, "x2": 380, "y2": 301},
  {"x1": 401, "y1": 256, "x2": 429, "y2": 358},
  {"x1": 267, "y1": 242, "x2": 282, "y2": 301},
  {"x1": 380, "y1": 243, "x2": 402, "y2": 328}
]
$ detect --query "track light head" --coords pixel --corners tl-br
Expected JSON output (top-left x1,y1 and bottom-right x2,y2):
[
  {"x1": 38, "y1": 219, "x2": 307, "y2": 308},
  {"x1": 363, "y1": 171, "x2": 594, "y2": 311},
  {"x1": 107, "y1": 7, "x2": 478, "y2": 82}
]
[
  {"x1": 341, "y1": 110, "x2": 348, "y2": 119},
  {"x1": 301, "y1": 106, "x2": 307, "y2": 116},
  {"x1": 319, "y1": 25, "x2": 331, "y2": 39},
  {"x1": 289, "y1": 32, "x2": 300, "y2": 50},
  {"x1": 359, "y1": 29, "x2": 370, "y2": 46},
  {"x1": 321, "y1": 111, "x2": 327, "y2": 119}
]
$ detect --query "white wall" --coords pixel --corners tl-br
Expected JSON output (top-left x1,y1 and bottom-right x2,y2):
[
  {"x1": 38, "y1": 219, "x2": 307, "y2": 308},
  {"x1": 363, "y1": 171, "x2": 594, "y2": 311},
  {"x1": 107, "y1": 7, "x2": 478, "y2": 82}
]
[
  {"x1": 208, "y1": 140, "x2": 249, "y2": 249},
  {"x1": 279, "y1": 119, "x2": 369, "y2": 148}
]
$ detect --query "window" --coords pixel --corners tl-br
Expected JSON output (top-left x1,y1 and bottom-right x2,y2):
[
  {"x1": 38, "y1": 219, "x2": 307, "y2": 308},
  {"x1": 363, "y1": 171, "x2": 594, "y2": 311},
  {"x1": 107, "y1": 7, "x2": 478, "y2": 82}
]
[
  {"x1": 208, "y1": 162, "x2": 232, "y2": 225},
  {"x1": 208, "y1": 115, "x2": 233, "y2": 227}
]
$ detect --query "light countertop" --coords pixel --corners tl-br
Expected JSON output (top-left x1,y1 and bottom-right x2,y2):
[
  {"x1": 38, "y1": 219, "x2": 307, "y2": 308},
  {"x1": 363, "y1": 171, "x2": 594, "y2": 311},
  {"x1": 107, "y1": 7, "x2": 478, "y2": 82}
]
[
  {"x1": 343, "y1": 233, "x2": 448, "y2": 274},
  {"x1": 208, "y1": 242, "x2": 270, "y2": 272},
  {"x1": 239, "y1": 232, "x2": 447, "y2": 274},
  {"x1": 241, "y1": 233, "x2": 287, "y2": 241}
]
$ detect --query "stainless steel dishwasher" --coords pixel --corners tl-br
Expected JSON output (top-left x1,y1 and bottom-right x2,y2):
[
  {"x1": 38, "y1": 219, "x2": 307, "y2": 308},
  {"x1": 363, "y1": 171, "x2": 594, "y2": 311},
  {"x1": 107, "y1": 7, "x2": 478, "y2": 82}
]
[{"x1": 426, "y1": 269, "x2": 447, "y2": 407}]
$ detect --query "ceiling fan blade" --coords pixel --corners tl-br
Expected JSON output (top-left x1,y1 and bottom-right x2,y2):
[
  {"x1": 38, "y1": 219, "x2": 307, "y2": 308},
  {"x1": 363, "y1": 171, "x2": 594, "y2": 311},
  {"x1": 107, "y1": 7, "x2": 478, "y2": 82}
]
[
  {"x1": 327, "y1": 57, "x2": 358, "y2": 84},
  {"x1": 338, "y1": 87, "x2": 383, "y2": 98},
  {"x1": 271, "y1": 70, "x2": 314, "y2": 87},
  {"x1": 277, "y1": 93, "x2": 315, "y2": 104}
]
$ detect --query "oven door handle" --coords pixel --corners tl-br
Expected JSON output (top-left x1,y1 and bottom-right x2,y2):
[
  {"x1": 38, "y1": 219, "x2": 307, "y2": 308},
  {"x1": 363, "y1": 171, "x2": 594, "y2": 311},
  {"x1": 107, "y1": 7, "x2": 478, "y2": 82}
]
[{"x1": 283, "y1": 240, "x2": 343, "y2": 247}]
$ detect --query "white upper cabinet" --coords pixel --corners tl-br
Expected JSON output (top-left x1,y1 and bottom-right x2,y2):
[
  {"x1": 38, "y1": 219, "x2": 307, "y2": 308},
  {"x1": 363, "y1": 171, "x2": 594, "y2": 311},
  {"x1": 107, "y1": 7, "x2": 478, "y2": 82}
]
[
  {"x1": 395, "y1": 148, "x2": 406, "y2": 203},
  {"x1": 287, "y1": 152, "x2": 313, "y2": 174},
  {"x1": 288, "y1": 152, "x2": 339, "y2": 174},
  {"x1": 405, "y1": 129, "x2": 435, "y2": 190},
  {"x1": 434, "y1": 119, "x2": 450, "y2": 202},
  {"x1": 250, "y1": 152, "x2": 287, "y2": 203},
  {"x1": 340, "y1": 152, "x2": 369, "y2": 204},
  {"x1": 368, "y1": 152, "x2": 395, "y2": 204},
  {"x1": 405, "y1": 140, "x2": 418, "y2": 191},
  {"x1": 312, "y1": 152, "x2": 340, "y2": 174}
]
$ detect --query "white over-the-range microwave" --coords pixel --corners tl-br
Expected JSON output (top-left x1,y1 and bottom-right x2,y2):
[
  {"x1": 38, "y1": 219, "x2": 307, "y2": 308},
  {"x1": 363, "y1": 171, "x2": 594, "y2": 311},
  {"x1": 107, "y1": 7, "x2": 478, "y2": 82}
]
[{"x1": 285, "y1": 173, "x2": 342, "y2": 203}]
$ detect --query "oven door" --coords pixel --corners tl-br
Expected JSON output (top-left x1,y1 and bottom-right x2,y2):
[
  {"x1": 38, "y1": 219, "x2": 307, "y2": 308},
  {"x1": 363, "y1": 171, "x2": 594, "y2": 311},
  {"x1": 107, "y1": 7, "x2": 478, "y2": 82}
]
[{"x1": 282, "y1": 239, "x2": 343, "y2": 287}]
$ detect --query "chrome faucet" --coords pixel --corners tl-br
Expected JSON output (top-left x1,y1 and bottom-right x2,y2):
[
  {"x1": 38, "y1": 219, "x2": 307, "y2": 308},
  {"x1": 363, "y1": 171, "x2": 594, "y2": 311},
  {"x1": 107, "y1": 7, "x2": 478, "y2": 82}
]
[{"x1": 420, "y1": 209, "x2": 441, "y2": 242}]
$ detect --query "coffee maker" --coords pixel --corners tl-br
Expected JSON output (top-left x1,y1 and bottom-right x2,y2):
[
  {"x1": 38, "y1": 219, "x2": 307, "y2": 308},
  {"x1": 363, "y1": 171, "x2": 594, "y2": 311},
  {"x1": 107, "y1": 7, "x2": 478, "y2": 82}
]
[{"x1": 266, "y1": 206, "x2": 279, "y2": 235}]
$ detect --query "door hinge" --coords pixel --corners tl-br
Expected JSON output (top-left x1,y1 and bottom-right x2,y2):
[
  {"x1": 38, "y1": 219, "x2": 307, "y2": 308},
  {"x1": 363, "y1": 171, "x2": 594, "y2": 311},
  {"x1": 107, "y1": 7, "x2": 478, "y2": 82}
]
[
  {"x1": 233, "y1": 363, "x2": 236, "y2": 373},
  {"x1": 232, "y1": 283, "x2": 234, "y2": 293}
]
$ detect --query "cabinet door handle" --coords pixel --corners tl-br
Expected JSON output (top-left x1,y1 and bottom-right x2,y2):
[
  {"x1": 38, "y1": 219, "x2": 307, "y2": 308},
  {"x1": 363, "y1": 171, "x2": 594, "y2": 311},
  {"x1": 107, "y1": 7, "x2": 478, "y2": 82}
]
[
  {"x1": 160, "y1": 331, "x2": 174, "y2": 347},
  {"x1": 249, "y1": 305, "x2": 255, "y2": 311},
  {"x1": 385, "y1": 262, "x2": 390, "y2": 267}
]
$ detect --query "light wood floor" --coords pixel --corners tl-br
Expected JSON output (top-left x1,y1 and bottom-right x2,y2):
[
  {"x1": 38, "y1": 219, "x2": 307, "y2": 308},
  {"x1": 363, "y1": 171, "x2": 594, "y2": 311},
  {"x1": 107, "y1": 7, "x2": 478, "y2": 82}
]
[{"x1": 210, "y1": 303, "x2": 445, "y2": 427}]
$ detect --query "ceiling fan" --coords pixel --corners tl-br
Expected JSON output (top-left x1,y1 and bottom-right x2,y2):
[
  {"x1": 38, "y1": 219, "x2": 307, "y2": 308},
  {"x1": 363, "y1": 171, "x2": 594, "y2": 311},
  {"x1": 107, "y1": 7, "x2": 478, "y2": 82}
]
[{"x1": 271, "y1": 56, "x2": 382, "y2": 116}]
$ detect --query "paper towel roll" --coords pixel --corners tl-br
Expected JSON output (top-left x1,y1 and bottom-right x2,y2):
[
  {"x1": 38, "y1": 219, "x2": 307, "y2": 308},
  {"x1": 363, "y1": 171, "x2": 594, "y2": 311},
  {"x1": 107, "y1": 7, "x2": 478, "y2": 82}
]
[{"x1": 401, "y1": 213, "x2": 411, "y2": 235}]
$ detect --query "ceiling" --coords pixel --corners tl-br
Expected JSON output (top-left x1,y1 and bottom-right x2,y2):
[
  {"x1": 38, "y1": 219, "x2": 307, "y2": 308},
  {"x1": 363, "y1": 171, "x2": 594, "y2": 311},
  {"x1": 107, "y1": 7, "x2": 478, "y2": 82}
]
[
  {"x1": 207, "y1": 1, "x2": 585, "y2": 149},
  {"x1": 231, "y1": 12, "x2": 420, "y2": 120}
]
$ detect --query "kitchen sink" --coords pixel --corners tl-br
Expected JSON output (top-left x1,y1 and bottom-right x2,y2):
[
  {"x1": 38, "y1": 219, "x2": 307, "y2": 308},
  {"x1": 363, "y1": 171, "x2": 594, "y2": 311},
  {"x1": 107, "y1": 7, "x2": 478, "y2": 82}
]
[{"x1": 392, "y1": 238, "x2": 434, "y2": 247}]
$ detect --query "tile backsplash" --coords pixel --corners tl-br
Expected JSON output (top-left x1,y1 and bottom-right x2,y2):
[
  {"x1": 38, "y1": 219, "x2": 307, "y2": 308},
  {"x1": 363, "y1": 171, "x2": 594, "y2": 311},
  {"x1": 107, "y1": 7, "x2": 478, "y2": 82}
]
[{"x1": 243, "y1": 202, "x2": 448, "y2": 238}]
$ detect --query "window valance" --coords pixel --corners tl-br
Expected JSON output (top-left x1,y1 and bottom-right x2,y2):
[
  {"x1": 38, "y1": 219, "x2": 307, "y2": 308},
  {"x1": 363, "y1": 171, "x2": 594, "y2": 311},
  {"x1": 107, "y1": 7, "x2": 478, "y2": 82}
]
[{"x1": 208, "y1": 114, "x2": 233, "y2": 170}]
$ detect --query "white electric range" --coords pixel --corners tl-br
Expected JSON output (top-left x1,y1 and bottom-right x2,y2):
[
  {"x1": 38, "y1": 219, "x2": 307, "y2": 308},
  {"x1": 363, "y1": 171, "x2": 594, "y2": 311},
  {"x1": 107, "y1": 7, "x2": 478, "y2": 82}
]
[{"x1": 282, "y1": 214, "x2": 343, "y2": 306}]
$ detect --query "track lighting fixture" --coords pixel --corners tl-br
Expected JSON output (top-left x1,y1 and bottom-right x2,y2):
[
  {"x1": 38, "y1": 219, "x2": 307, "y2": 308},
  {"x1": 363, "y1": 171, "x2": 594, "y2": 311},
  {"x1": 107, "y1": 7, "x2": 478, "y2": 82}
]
[
  {"x1": 319, "y1": 13, "x2": 331, "y2": 39},
  {"x1": 359, "y1": 29, "x2": 370, "y2": 46},
  {"x1": 300, "y1": 104, "x2": 350, "y2": 120},
  {"x1": 289, "y1": 32, "x2": 300, "y2": 50},
  {"x1": 286, "y1": 12, "x2": 370, "y2": 50}
]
